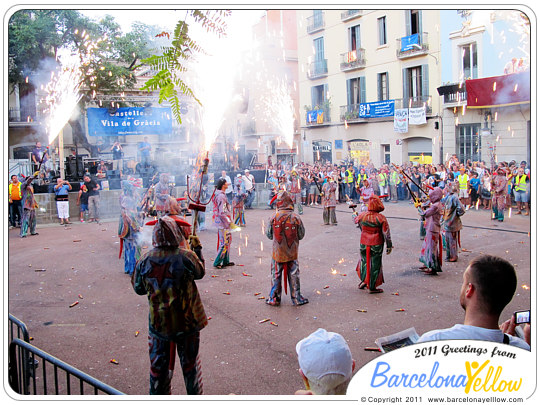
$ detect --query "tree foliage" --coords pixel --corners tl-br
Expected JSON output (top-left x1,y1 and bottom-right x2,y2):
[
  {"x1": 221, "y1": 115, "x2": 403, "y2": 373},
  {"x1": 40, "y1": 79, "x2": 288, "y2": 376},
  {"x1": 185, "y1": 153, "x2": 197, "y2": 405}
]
[{"x1": 140, "y1": 10, "x2": 231, "y2": 124}]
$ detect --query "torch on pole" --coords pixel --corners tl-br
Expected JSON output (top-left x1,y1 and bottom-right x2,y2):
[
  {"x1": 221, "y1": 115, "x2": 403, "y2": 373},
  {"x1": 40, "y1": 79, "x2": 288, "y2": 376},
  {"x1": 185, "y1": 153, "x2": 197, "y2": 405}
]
[{"x1": 186, "y1": 152, "x2": 216, "y2": 237}]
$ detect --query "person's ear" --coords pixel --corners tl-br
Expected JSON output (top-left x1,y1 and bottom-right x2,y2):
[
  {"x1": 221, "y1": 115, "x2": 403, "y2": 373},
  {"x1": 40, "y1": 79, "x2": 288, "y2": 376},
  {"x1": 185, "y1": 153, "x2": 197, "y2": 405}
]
[{"x1": 465, "y1": 283, "x2": 475, "y2": 298}]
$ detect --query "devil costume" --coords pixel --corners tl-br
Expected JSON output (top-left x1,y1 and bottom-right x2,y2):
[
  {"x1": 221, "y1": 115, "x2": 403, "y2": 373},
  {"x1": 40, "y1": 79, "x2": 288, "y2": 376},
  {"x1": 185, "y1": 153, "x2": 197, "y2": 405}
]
[
  {"x1": 322, "y1": 180, "x2": 338, "y2": 225},
  {"x1": 212, "y1": 186, "x2": 234, "y2": 269},
  {"x1": 232, "y1": 184, "x2": 247, "y2": 227},
  {"x1": 441, "y1": 183, "x2": 465, "y2": 262},
  {"x1": 118, "y1": 181, "x2": 143, "y2": 275},
  {"x1": 491, "y1": 168, "x2": 508, "y2": 222},
  {"x1": 266, "y1": 191, "x2": 308, "y2": 306},
  {"x1": 354, "y1": 195, "x2": 392, "y2": 293},
  {"x1": 20, "y1": 174, "x2": 39, "y2": 238},
  {"x1": 419, "y1": 187, "x2": 444, "y2": 275},
  {"x1": 132, "y1": 216, "x2": 206, "y2": 395}
]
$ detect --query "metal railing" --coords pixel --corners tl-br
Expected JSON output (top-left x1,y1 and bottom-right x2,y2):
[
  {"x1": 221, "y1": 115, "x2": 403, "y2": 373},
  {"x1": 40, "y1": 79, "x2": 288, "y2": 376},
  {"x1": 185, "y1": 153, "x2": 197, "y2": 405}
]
[
  {"x1": 394, "y1": 96, "x2": 433, "y2": 114},
  {"x1": 307, "y1": 59, "x2": 328, "y2": 79},
  {"x1": 306, "y1": 12, "x2": 325, "y2": 34},
  {"x1": 396, "y1": 32, "x2": 430, "y2": 59},
  {"x1": 339, "y1": 48, "x2": 366, "y2": 71},
  {"x1": 8, "y1": 315, "x2": 124, "y2": 396},
  {"x1": 341, "y1": 10, "x2": 362, "y2": 21}
]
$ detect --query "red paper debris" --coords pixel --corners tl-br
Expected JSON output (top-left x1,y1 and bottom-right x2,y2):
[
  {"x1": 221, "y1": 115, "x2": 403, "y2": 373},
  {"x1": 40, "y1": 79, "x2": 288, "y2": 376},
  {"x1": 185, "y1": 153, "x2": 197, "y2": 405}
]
[
  {"x1": 110, "y1": 359, "x2": 119, "y2": 365},
  {"x1": 242, "y1": 272, "x2": 252, "y2": 277},
  {"x1": 395, "y1": 308, "x2": 405, "y2": 312},
  {"x1": 364, "y1": 347, "x2": 381, "y2": 352},
  {"x1": 135, "y1": 331, "x2": 140, "y2": 337},
  {"x1": 223, "y1": 292, "x2": 231, "y2": 295},
  {"x1": 391, "y1": 292, "x2": 399, "y2": 296},
  {"x1": 259, "y1": 318, "x2": 271, "y2": 324},
  {"x1": 69, "y1": 301, "x2": 79, "y2": 308},
  {"x1": 270, "y1": 321, "x2": 278, "y2": 326}
]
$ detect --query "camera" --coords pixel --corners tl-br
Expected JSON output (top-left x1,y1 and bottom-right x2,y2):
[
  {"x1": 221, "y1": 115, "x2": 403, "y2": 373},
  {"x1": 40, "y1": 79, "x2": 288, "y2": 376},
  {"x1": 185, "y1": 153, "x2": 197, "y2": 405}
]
[{"x1": 514, "y1": 309, "x2": 530, "y2": 324}]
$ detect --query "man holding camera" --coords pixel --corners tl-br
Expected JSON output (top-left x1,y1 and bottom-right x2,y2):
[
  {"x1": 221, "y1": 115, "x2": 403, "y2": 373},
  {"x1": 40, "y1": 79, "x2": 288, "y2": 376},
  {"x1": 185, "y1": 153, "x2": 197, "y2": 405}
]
[
  {"x1": 417, "y1": 255, "x2": 530, "y2": 349},
  {"x1": 54, "y1": 178, "x2": 72, "y2": 225}
]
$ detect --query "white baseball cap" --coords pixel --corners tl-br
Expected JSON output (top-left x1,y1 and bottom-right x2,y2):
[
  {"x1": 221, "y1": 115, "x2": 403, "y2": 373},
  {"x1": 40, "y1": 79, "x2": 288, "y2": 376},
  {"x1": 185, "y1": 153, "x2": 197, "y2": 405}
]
[{"x1": 296, "y1": 328, "x2": 353, "y2": 381}]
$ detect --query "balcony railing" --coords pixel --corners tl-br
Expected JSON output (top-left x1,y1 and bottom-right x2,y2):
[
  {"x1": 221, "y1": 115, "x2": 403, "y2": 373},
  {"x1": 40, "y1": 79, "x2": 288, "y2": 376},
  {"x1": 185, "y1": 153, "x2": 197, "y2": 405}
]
[
  {"x1": 396, "y1": 32, "x2": 429, "y2": 59},
  {"x1": 307, "y1": 59, "x2": 328, "y2": 79},
  {"x1": 8, "y1": 107, "x2": 44, "y2": 123},
  {"x1": 395, "y1": 95, "x2": 433, "y2": 115},
  {"x1": 341, "y1": 10, "x2": 362, "y2": 21},
  {"x1": 306, "y1": 107, "x2": 331, "y2": 125},
  {"x1": 339, "y1": 48, "x2": 366, "y2": 71},
  {"x1": 339, "y1": 96, "x2": 433, "y2": 122},
  {"x1": 443, "y1": 90, "x2": 467, "y2": 105},
  {"x1": 306, "y1": 13, "x2": 325, "y2": 34}
]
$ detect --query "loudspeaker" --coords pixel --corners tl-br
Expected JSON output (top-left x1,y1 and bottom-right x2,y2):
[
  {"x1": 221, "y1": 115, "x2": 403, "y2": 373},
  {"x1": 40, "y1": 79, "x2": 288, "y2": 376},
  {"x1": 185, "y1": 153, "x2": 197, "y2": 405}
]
[
  {"x1": 271, "y1": 140, "x2": 276, "y2": 154},
  {"x1": 434, "y1": 121, "x2": 439, "y2": 130}
]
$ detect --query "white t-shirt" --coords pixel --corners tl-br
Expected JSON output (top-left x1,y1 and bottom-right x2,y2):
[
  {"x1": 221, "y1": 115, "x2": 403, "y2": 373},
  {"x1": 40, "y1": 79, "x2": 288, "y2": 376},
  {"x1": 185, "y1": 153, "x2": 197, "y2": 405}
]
[{"x1": 417, "y1": 324, "x2": 530, "y2": 350}]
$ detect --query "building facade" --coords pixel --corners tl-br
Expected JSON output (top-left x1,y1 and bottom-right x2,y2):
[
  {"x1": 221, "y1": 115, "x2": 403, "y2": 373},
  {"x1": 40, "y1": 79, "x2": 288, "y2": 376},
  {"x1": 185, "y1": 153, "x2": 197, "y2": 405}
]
[{"x1": 297, "y1": 9, "x2": 442, "y2": 167}]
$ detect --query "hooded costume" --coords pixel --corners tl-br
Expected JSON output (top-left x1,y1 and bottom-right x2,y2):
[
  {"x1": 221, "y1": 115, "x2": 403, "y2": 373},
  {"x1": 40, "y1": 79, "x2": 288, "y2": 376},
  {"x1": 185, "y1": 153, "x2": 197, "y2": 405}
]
[
  {"x1": 20, "y1": 173, "x2": 39, "y2": 238},
  {"x1": 154, "y1": 173, "x2": 171, "y2": 214},
  {"x1": 354, "y1": 195, "x2": 392, "y2": 293},
  {"x1": 232, "y1": 181, "x2": 247, "y2": 227},
  {"x1": 441, "y1": 182, "x2": 465, "y2": 262},
  {"x1": 265, "y1": 191, "x2": 308, "y2": 306},
  {"x1": 492, "y1": 168, "x2": 508, "y2": 222},
  {"x1": 132, "y1": 216, "x2": 206, "y2": 395},
  {"x1": 212, "y1": 186, "x2": 234, "y2": 268},
  {"x1": 118, "y1": 181, "x2": 142, "y2": 274},
  {"x1": 322, "y1": 179, "x2": 338, "y2": 225},
  {"x1": 419, "y1": 187, "x2": 443, "y2": 274}
]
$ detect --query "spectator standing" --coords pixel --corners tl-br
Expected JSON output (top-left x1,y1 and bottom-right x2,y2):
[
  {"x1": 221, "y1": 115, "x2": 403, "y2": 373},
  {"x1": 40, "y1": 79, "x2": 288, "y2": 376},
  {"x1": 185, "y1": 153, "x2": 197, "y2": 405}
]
[
  {"x1": 513, "y1": 167, "x2": 530, "y2": 215},
  {"x1": 77, "y1": 184, "x2": 89, "y2": 222},
  {"x1": 220, "y1": 170, "x2": 233, "y2": 205},
  {"x1": 388, "y1": 167, "x2": 399, "y2": 203},
  {"x1": 132, "y1": 216, "x2": 207, "y2": 394},
  {"x1": 295, "y1": 328, "x2": 355, "y2": 395},
  {"x1": 110, "y1": 141, "x2": 124, "y2": 176},
  {"x1": 83, "y1": 175, "x2": 101, "y2": 223},
  {"x1": 138, "y1": 136, "x2": 152, "y2": 167},
  {"x1": 417, "y1": 255, "x2": 530, "y2": 350},
  {"x1": 9, "y1": 175, "x2": 23, "y2": 228},
  {"x1": 468, "y1": 172, "x2": 481, "y2": 209},
  {"x1": 242, "y1": 169, "x2": 256, "y2": 209},
  {"x1": 54, "y1": 178, "x2": 72, "y2": 225}
]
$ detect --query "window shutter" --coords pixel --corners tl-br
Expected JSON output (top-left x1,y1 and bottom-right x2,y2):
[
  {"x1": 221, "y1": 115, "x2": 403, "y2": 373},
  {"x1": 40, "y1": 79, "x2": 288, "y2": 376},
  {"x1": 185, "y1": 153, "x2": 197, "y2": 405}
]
[
  {"x1": 402, "y1": 68, "x2": 409, "y2": 101},
  {"x1": 418, "y1": 10, "x2": 423, "y2": 36},
  {"x1": 405, "y1": 10, "x2": 412, "y2": 36},
  {"x1": 377, "y1": 74, "x2": 382, "y2": 101},
  {"x1": 346, "y1": 79, "x2": 352, "y2": 105},
  {"x1": 355, "y1": 25, "x2": 361, "y2": 49},
  {"x1": 385, "y1": 72, "x2": 390, "y2": 99},
  {"x1": 311, "y1": 86, "x2": 317, "y2": 108},
  {"x1": 421, "y1": 64, "x2": 429, "y2": 98},
  {"x1": 360, "y1": 76, "x2": 366, "y2": 103}
]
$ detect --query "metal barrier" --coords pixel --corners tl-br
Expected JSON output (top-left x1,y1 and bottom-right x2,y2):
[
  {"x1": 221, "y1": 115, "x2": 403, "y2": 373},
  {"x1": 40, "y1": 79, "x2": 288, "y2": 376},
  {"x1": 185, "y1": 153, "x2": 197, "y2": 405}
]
[
  {"x1": 9, "y1": 339, "x2": 124, "y2": 395},
  {"x1": 8, "y1": 314, "x2": 30, "y2": 344}
]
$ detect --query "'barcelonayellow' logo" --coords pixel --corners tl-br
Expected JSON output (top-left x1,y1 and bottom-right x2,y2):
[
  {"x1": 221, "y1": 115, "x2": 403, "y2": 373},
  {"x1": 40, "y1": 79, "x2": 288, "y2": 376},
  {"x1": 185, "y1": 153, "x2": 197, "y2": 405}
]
[{"x1": 347, "y1": 340, "x2": 533, "y2": 400}]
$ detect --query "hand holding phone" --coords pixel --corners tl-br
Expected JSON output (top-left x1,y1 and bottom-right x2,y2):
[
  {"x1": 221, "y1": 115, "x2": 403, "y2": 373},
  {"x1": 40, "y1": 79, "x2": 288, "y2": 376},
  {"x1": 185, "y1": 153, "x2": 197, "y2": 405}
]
[{"x1": 514, "y1": 310, "x2": 530, "y2": 325}]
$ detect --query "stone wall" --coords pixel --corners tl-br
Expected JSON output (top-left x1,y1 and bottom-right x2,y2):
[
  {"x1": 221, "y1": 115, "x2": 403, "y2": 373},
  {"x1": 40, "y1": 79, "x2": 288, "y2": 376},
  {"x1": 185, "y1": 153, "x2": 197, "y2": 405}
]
[{"x1": 33, "y1": 184, "x2": 274, "y2": 224}]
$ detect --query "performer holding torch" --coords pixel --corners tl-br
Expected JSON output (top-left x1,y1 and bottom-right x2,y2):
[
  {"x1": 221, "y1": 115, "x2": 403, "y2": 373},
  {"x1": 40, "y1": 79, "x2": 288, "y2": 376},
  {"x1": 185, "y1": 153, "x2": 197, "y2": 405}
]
[{"x1": 212, "y1": 177, "x2": 235, "y2": 269}]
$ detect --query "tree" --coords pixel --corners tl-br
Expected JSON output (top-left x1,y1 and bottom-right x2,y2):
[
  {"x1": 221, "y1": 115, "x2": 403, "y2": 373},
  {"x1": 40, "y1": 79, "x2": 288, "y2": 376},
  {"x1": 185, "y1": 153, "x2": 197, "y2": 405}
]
[{"x1": 140, "y1": 10, "x2": 231, "y2": 124}]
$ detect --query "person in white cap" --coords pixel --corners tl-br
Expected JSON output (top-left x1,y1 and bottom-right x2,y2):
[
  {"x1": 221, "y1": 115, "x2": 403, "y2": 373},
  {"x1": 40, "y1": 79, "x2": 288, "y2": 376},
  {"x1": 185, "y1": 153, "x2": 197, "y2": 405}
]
[
  {"x1": 295, "y1": 328, "x2": 355, "y2": 395},
  {"x1": 242, "y1": 169, "x2": 256, "y2": 208}
]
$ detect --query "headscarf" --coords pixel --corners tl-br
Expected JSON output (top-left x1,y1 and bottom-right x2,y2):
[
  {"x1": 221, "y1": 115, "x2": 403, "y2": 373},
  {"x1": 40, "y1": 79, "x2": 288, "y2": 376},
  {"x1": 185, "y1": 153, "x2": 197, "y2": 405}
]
[
  {"x1": 152, "y1": 216, "x2": 182, "y2": 248},
  {"x1": 367, "y1": 195, "x2": 385, "y2": 212}
]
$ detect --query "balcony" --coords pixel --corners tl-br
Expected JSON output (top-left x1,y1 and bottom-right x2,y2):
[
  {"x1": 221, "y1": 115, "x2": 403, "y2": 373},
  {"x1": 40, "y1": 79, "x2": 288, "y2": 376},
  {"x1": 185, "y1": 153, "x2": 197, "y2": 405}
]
[
  {"x1": 339, "y1": 104, "x2": 362, "y2": 122},
  {"x1": 396, "y1": 32, "x2": 429, "y2": 59},
  {"x1": 306, "y1": 107, "x2": 331, "y2": 126},
  {"x1": 306, "y1": 13, "x2": 325, "y2": 34},
  {"x1": 307, "y1": 59, "x2": 328, "y2": 79},
  {"x1": 8, "y1": 107, "x2": 44, "y2": 125},
  {"x1": 394, "y1": 95, "x2": 433, "y2": 115},
  {"x1": 339, "y1": 48, "x2": 366, "y2": 71},
  {"x1": 341, "y1": 10, "x2": 362, "y2": 21},
  {"x1": 437, "y1": 83, "x2": 467, "y2": 106}
]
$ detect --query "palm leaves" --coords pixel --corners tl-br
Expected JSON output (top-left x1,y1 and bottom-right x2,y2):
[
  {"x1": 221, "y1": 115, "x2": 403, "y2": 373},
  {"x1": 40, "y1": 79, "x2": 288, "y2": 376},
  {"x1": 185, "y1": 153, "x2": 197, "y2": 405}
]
[{"x1": 140, "y1": 10, "x2": 230, "y2": 124}]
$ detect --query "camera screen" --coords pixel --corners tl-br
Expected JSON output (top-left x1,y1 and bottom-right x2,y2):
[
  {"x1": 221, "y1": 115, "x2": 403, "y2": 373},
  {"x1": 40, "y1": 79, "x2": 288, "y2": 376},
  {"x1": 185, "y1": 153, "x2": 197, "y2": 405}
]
[{"x1": 515, "y1": 310, "x2": 530, "y2": 324}]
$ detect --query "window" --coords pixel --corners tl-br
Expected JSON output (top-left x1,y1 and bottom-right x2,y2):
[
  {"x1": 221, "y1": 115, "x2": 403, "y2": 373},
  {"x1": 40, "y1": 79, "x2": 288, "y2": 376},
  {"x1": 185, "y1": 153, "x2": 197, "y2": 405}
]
[
  {"x1": 311, "y1": 84, "x2": 328, "y2": 108},
  {"x1": 377, "y1": 16, "x2": 387, "y2": 45},
  {"x1": 347, "y1": 77, "x2": 366, "y2": 105},
  {"x1": 313, "y1": 10, "x2": 323, "y2": 27},
  {"x1": 456, "y1": 124, "x2": 481, "y2": 163},
  {"x1": 382, "y1": 144, "x2": 391, "y2": 164},
  {"x1": 377, "y1": 72, "x2": 389, "y2": 101},
  {"x1": 313, "y1": 37, "x2": 324, "y2": 61},
  {"x1": 461, "y1": 43, "x2": 478, "y2": 79},
  {"x1": 406, "y1": 10, "x2": 422, "y2": 35},
  {"x1": 403, "y1": 65, "x2": 429, "y2": 104},
  {"x1": 348, "y1": 24, "x2": 361, "y2": 51}
]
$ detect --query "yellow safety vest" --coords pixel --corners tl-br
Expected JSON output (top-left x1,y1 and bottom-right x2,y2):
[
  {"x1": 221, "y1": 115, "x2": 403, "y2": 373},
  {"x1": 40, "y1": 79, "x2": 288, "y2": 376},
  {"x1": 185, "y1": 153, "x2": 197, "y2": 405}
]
[
  {"x1": 9, "y1": 182, "x2": 22, "y2": 200},
  {"x1": 356, "y1": 173, "x2": 367, "y2": 185},
  {"x1": 378, "y1": 173, "x2": 388, "y2": 186},
  {"x1": 514, "y1": 175, "x2": 528, "y2": 192},
  {"x1": 458, "y1": 174, "x2": 469, "y2": 190},
  {"x1": 346, "y1": 170, "x2": 354, "y2": 183}
]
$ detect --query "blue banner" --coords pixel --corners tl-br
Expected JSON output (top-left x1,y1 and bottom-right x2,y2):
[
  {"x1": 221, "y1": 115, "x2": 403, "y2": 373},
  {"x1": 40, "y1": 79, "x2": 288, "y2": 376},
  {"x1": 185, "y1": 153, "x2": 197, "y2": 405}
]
[
  {"x1": 358, "y1": 100, "x2": 395, "y2": 118},
  {"x1": 306, "y1": 109, "x2": 324, "y2": 124},
  {"x1": 400, "y1": 33, "x2": 420, "y2": 52},
  {"x1": 87, "y1": 107, "x2": 173, "y2": 136}
]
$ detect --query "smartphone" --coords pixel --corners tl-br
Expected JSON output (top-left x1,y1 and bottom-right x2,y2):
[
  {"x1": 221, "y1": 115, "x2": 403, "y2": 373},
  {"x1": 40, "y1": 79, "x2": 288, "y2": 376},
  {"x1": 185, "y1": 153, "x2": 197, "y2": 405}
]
[{"x1": 514, "y1": 310, "x2": 531, "y2": 324}]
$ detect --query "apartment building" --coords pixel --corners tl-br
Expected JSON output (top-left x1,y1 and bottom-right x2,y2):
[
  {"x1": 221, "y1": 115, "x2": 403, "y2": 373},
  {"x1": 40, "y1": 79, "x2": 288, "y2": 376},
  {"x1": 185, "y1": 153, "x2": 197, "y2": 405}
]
[
  {"x1": 297, "y1": 9, "x2": 442, "y2": 166},
  {"x1": 437, "y1": 10, "x2": 531, "y2": 166}
]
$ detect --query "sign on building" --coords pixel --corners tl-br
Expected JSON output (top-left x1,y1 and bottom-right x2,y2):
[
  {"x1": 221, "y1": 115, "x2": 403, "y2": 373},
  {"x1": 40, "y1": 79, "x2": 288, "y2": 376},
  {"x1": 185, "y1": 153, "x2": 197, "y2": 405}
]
[{"x1": 87, "y1": 107, "x2": 173, "y2": 136}]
